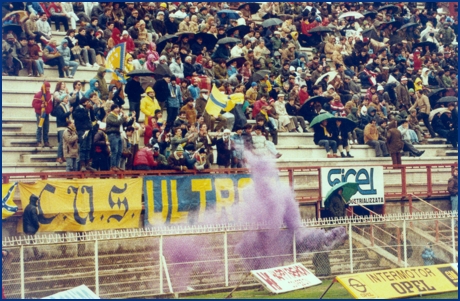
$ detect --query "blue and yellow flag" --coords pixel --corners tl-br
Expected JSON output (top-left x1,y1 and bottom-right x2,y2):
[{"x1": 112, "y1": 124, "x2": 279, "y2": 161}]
[
  {"x1": 106, "y1": 43, "x2": 126, "y2": 71},
  {"x1": 2, "y1": 182, "x2": 18, "y2": 220},
  {"x1": 205, "y1": 86, "x2": 245, "y2": 117}
]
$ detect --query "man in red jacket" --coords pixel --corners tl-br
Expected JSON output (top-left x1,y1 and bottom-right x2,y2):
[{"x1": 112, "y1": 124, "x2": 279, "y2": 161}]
[
  {"x1": 133, "y1": 145, "x2": 157, "y2": 170},
  {"x1": 31, "y1": 81, "x2": 53, "y2": 148}
]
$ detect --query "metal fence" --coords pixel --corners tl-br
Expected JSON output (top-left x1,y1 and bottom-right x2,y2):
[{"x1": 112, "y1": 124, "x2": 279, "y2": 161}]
[{"x1": 2, "y1": 211, "x2": 457, "y2": 299}]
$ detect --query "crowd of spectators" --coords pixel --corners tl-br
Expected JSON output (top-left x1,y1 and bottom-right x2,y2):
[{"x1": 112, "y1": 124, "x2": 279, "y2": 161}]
[{"x1": 2, "y1": 1, "x2": 459, "y2": 171}]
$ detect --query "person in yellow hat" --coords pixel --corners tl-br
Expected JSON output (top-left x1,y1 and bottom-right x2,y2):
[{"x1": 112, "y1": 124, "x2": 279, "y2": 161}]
[{"x1": 140, "y1": 87, "x2": 160, "y2": 126}]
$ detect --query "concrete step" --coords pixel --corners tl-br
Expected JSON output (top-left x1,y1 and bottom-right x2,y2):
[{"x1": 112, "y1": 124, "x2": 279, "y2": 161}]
[
  {"x1": 1, "y1": 76, "x2": 106, "y2": 92},
  {"x1": 1, "y1": 123, "x2": 23, "y2": 131},
  {"x1": 445, "y1": 150, "x2": 458, "y2": 156},
  {"x1": 3, "y1": 117, "x2": 57, "y2": 134},
  {"x1": 16, "y1": 65, "x2": 111, "y2": 82}
]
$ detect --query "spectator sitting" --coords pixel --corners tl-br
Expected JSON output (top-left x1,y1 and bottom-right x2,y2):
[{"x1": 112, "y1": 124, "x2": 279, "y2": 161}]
[
  {"x1": 313, "y1": 119, "x2": 339, "y2": 158},
  {"x1": 57, "y1": 39, "x2": 78, "y2": 78},
  {"x1": 364, "y1": 118, "x2": 390, "y2": 158},
  {"x1": 168, "y1": 145, "x2": 188, "y2": 171}
]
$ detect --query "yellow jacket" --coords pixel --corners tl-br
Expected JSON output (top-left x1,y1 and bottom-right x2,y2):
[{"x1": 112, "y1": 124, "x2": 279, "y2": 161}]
[{"x1": 140, "y1": 87, "x2": 161, "y2": 125}]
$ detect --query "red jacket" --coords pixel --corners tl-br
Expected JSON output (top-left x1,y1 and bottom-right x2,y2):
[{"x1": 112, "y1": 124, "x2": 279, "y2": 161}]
[
  {"x1": 252, "y1": 99, "x2": 269, "y2": 119},
  {"x1": 48, "y1": 3, "x2": 64, "y2": 15},
  {"x1": 111, "y1": 27, "x2": 121, "y2": 46},
  {"x1": 120, "y1": 36, "x2": 135, "y2": 53},
  {"x1": 302, "y1": 21, "x2": 318, "y2": 36},
  {"x1": 133, "y1": 148, "x2": 157, "y2": 168},
  {"x1": 32, "y1": 83, "x2": 53, "y2": 115},
  {"x1": 299, "y1": 89, "x2": 309, "y2": 106},
  {"x1": 413, "y1": 52, "x2": 422, "y2": 72}
]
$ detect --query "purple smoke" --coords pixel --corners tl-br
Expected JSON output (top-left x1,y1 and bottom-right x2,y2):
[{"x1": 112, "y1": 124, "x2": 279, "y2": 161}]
[{"x1": 161, "y1": 152, "x2": 348, "y2": 291}]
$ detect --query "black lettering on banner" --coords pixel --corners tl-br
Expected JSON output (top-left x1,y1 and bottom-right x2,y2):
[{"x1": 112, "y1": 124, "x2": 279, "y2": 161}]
[
  {"x1": 437, "y1": 266, "x2": 458, "y2": 287},
  {"x1": 391, "y1": 282, "x2": 407, "y2": 294},
  {"x1": 37, "y1": 184, "x2": 58, "y2": 224},
  {"x1": 68, "y1": 186, "x2": 95, "y2": 225},
  {"x1": 348, "y1": 278, "x2": 367, "y2": 293},
  {"x1": 107, "y1": 183, "x2": 129, "y2": 223}
]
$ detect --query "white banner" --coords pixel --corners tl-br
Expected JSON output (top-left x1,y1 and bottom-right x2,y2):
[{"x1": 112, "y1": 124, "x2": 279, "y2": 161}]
[
  {"x1": 452, "y1": 263, "x2": 458, "y2": 273},
  {"x1": 320, "y1": 166, "x2": 385, "y2": 207},
  {"x1": 251, "y1": 263, "x2": 322, "y2": 294}
]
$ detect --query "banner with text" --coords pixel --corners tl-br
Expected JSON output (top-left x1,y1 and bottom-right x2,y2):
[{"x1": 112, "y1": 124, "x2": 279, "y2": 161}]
[
  {"x1": 18, "y1": 179, "x2": 142, "y2": 232},
  {"x1": 320, "y1": 166, "x2": 385, "y2": 206},
  {"x1": 251, "y1": 263, "x2": 322, "y2": 294},
  {"x1": 336, "y1": 264, "x2": 458, "y2": 299},
  {"x1": 143, "y1": 174, "x2": 253, "y2": 226}
]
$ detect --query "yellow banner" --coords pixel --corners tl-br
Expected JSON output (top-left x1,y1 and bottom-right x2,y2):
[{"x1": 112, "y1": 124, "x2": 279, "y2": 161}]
[
  {"x1": 2, "y1": 182, "x2": 18, "y2": 220},
  {"x1": 336, "y1": 264, "x2": 458, "y2": 299},
  {"x1": 18, "y1": 179, "x2": 142, "y2": 232}
]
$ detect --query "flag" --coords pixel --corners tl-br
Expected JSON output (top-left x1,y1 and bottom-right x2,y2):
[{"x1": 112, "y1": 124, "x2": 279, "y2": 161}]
[
  {"x1": 2, "y1": 182, "x2": 18, "y2": 220},
  {"x1": 205, "y1": 85, "x2": 229, "y2": 117},
  {"x1": 105, "y1": 43, "x2": 126, "y2": 71},
  {"x1": 38, "y1": 82, "x2": 47, "y2": 128},
  {"x1": 224, "y1": 93, "x2": 245, "y2": 112}
]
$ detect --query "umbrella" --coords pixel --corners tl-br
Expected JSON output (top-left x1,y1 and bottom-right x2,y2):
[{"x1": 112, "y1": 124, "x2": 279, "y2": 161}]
[
  {"x1": 2, "y1": 24, "x2": 22, "y2": 37},
  {"x1": 217, "y1": 9, "x2": 241, "y2": 20},
  {"x1": 315, "y1": 71, "x2": 339, "y2": 85},
  {"x1": 412, "y1": 41, "x2": 437, "y2": 52},
  {"x1": 339, "y1": 12, "x2": 364, "y2": 20},
  {"x1": 298, "y1": 96, "x2": 333, "y2": 117},
  {"x1": 152, "y1": 64, "x2": 173, "y2": 78},
  {"x1": 127, "y1": 69, "x2": 155, "y2": 77},
  {"x1": 429, "y1": 108, "x2": 451, "y2": 121},
  {"x1": 238, "y1": 3, "x2": 260, "y2": 15},
  {"x1": 156, "y1": 34, "x2": 178, "y2": 53},
  {"x1": 377, "y1": 5, "x2": 400, "y2": 14},
  {"x1": 226, "y1": 25, "x2": 250, "y2": 38},
  {"x1": 2, "y1": 10, "x2": 28, "y2": 23},
  {"x1": 226, "y1": 56, "x2": 246, "y2": 68},
  {"x1": 330, "y1": 117, "x2": 357, "y2": 132},
  {"x1": 362, "y1": 28, "x2": 380, "y2": 40},
  {"x1": 194, "y1": 32, "x2": 218, "y2": 50},
  {"x1": 262, "y1": 18, "x2": 283, "y2": 28},
  {"x1": 324, "y1": 182, "x2": 360, "y2": 207},
  {"x1": 309, "y1": 112, "x2": 335, "y2": 128},
  {"x1": 245, "y1": 70, "x2": 271, "y2": 89},
  {"x1": 308, "y1": 26, "x2": 334, "y2": 34},
  {"x1": 437, "y1": 96, "x2": 458, "y2": 103},
  {"x1": 176, "y1": 31, "x2": 195, "y2": 39},
  {"x1": 362, "y1": 11, "x2": 378, "y2": 18},
  {"x1": 397, "y1": 22, "x2": 419, "y2": 32},
  {"x1": 217, "y1": 37, "x2": 241, "y2": 45}
]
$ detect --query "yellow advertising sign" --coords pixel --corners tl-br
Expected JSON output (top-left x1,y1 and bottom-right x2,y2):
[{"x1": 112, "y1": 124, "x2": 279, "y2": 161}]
[
  {"x1": 18, "y1": 179, "x2": 142, "y2": 232},
  {"x1": 336, "y1": 264, "x2": 458, "y2": 299}
]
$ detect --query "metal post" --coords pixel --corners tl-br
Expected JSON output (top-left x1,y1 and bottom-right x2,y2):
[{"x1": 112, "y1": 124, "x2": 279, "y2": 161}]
[
  {"x1": 349, "y1": 222, "x2": 353, "y2": 273},
  {"x1": 159, "y1": 235, "x2": 164, "y2": 294},
  {"x1": 161, "y1": 255, "x2": 173, "y2": 293},
  {"x1": 403, "y1": 220, "x2": 407, "y2": 268},
  {"x1": 293, "y1": 231, "x2": 297, "y2": 264},
  {"x1": 94, "y1": 240, "x2": 99, "y2": 296},
  {"x1": 224, "y1": 232, "x2": 229, "y2": 287},
  {"x1": 451, "y1": 217, "x2": 457, "y2": 263},
  {"x1": 20, "y1": 245, "x2": 25, "y2": 299},
  {"x1": 396, "y1": 227, "x2": 401, "y2": 264}
]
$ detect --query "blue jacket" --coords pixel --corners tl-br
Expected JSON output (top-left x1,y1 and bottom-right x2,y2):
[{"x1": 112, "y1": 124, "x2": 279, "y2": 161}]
[
  {"x1": 421, "y1": 247, "x2": 435, "y2": 266},
  {"x1": 227, "y1": 65, "x2": 238, "y2": 77},
  {"x1": 166, "y1": 84, "x2": 182, "y2": 108},
  {"x1": 183, "y1": 151, "x2": 196, "y2": 169},
  {"x1": 56, "y1": 39, "x2": 72, "y2": 64},
  {"x1": 188, "y1": 85, "x2": 200, "y2": 101},
  {"x1": 85, "y1": 78, "x2": 101, "y2": 98},
  {"x1": 230, "y1": 133, "x2": 244, "y2": 159}
]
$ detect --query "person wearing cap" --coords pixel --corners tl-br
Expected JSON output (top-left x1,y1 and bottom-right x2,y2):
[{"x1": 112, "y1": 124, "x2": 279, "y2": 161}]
[
  {"x1": 167, "y1": 145, "x2": 188, "y2": 171},
  {"x1": 394, "y1": 76, "x2": 411, "y2": 109},
  {"x1": 271, "y1": 31, "x2": 282, "y2": 53},
  {"x1": 72, "y1": 97, "x2": 96, "y2": 171},
  {"x1": 140, "y1": 87, "x2": 160, "y2": 126},
  {"x1": 92, "y1": 121, "x2": 111, "y2": 171}
]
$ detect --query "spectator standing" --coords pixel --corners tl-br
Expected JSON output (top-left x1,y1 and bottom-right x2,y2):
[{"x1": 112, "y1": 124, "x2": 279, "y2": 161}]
[
  {"x1": 23, "y1": 195, "x2": 40, "y2": 235},
  {"x1": 92, "y1": 122, "x2": 111, "y2": 171},
  {"x1": 62, "y1": 122, "x2": 79, "y2": 171},
  {"x1": 421, "y1": 243, "x2": 436, "y2": 266},
  {"x1": 386, "y1": 120, "x2": 405, "y2": 165},
  {"x1": 54, "y1": 93, "x2": 72, "y2": 163},
  {"x1": 72, "y1": 97, "x2": 96, "y2": 171},
  {"x1": 448, "y1": 167, "x2": 458, "y2": 212},
  {"x1": 106, "y1": 104, "x2": 134, "y2": 171},
  {"x1": 166, "y1": 76, "x2": 182, "y2": 130},
  {"x1": 124, "y1": 75, "x2": 144, "y2": 122},
  {"x1": 216, "y1": 129, "x2": 232, "y2": 168},
  {"x1": 32, "y1": 81, "x2": 53, "y2": 148}
]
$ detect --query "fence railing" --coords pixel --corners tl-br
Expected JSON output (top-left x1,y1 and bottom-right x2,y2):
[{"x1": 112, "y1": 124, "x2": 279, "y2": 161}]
[
  {"x1": 2, "y1": 163, "x2": 457, "y2": 218},
  {"x1": 2, "y1": 211, "x2": 458, "y2": 299}
]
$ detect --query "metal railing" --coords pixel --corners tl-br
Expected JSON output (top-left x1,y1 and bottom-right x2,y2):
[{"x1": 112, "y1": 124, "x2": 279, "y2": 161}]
[
  {"x1": 2, "y1": 212, "x2": 458, "y2": 299},
  {"x1": 2, "y1": 163, "x2": 457, "y2": 218}
]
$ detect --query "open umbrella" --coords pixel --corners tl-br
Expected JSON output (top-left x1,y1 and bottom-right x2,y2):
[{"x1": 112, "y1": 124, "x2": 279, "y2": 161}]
[
  {"x1": 156, "y1": 34, "x2": 178, "y2": 53},
  {"x1": 226, "y1": 25, "x2": 250, "y2": 38},
  {"x1": 324, "y1": 182, "x2": 360, "y2": 207},
  {"x1": 217, "y1": 9, "x2": 241, "y2": 20},
  {"x1": 217, "y1": 37, "x2": 241, "y2": 45},
  {"x1": 308, "y1": 26, "x2": 334, "y2": 34},
  {"x1": 377, "y1": 5, "x2": 400, "y2": 14},
  {"x1": 238, "y1": 3, "x2": 260, "y2": 15},
  {"x1": 437, "y1": 96, "x2": 458, "y2": 103},
  {"x1": 127, "y1": 69, "x2": 155, "y2": 77},
  {"x1": 194, "y1": 32, "x2": 218, "y2": 50},
  {"x1": 299, "y1": 96, "x2": 333, "y2": 117},
  {"x1": 262, "y1": 18, "x2": 283, "y2": 28},
  {"x1": 315, "y1": 71, "x2": 339, "y2": 85},
  {"x1": 362, "y1": 11, "x2": 378, "y2": 18},
  {"x1": 152, "y1": 64, "x2": 173, "y2": 78},
  {"x1": 412, "y1": 41, "x2": 437, "y2": 52},
  {"x1": 176, "y1": 31, "x2": 195, "y2": 39},
  {"x1": 338, "y1": 12, "x2": 364, "y2": 19},
  {"x1": 309, "y1": 112, "x2": 335, "y2": 128},
  {"x1": 330, "y1": 117, "x2": 357, "y2": 132},
  {"x1": 429, "y1": 108, "x2": 451, "y2": 121},
  {"x1": 362, "y1": 28, "x2": 380, "y2": 40},
  {"x1": 397, "y1": 22, "x2": 419, "y2": 32},
  {"x1": 2, "y1": 24, "x2": 22, "y2": 37},
  {"x1": 226, "y1": 56, "x2": 246, "y2": 68}
]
